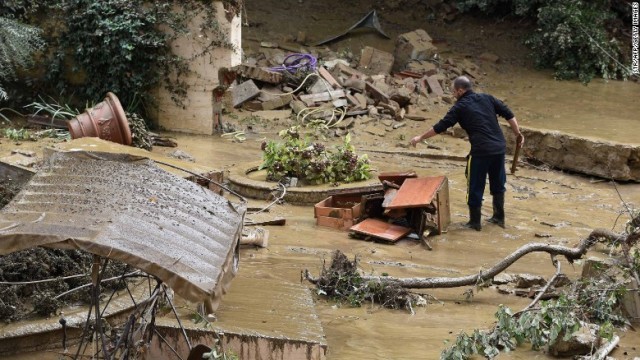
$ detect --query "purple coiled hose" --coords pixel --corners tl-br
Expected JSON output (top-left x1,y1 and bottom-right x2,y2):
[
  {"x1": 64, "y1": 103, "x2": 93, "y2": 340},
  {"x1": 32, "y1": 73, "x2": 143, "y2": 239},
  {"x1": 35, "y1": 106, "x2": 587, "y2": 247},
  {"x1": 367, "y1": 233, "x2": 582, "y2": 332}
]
[{"x1": 269, "y1": 53, "x2": 317, "y2": 73}]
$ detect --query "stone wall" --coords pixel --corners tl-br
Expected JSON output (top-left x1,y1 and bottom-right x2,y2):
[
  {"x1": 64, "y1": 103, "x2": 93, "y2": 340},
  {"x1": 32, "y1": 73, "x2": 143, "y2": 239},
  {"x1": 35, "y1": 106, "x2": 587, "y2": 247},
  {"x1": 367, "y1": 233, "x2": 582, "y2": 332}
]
[{"x1": 501, "y1": 124, "x2": 640, "y2": 182}]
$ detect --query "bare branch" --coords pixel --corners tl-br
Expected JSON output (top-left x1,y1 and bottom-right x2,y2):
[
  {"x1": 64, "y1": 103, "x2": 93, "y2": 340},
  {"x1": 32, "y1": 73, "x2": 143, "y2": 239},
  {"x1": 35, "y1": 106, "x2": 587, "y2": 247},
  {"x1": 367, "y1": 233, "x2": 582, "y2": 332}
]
[
  {"x1": 516, "y1": 255, "x2": 561, "y2": 316},
  {"x1": 360, "y1": 229, "x2": 617, "y2": 289}
]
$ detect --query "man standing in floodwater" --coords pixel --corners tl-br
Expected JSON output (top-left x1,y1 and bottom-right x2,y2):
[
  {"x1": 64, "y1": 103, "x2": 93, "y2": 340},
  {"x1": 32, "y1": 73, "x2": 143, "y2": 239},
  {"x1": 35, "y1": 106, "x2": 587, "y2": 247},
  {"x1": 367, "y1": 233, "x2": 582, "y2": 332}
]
[{"x1": 410, "y1": 76, "x2": 524, "y2": 231}]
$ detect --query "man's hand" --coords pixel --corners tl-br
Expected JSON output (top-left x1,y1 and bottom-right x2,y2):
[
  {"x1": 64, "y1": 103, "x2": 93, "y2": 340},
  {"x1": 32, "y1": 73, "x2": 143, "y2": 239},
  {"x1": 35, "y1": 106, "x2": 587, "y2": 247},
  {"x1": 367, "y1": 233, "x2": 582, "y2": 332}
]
[
  {"x1": 516, "y1": 133, "x2": 524, "y2": 147},
  {"x1": 410, "y1": 136, "x2": 422, "y2": 147}
]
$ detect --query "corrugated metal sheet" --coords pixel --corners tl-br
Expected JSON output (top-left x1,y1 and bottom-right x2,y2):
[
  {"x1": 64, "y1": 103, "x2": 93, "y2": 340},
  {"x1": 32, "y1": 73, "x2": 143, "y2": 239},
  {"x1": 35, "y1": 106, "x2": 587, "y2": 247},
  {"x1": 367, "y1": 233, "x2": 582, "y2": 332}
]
[{"x1": 0, "y1": 151, "x2": 245, "y2": 309}]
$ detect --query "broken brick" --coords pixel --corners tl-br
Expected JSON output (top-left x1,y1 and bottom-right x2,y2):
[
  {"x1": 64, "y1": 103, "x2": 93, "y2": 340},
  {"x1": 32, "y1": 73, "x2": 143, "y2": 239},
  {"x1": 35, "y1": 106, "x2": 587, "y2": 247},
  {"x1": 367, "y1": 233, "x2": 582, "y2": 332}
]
[
  {"x1": 358, "y1": 46, "x2": 395, "y2": 75},
  {"x1": 233, "y1": 64, "x2": 283, "y2": 85}
]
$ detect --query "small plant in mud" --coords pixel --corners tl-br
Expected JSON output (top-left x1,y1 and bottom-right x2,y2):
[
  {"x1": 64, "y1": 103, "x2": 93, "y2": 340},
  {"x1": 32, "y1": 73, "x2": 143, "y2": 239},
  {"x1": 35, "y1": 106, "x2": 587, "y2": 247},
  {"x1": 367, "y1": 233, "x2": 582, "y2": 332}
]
[{"x1": 259, "y1": 126, "x2": 371, "y2": 185}]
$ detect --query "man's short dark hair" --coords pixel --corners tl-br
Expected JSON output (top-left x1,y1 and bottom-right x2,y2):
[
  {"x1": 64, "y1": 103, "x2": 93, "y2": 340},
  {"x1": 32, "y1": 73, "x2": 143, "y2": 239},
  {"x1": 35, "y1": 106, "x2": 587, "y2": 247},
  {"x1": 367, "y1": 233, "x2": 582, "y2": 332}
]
[{"x1": 453, "y1": 76, "x2": 473, "y2": 91}]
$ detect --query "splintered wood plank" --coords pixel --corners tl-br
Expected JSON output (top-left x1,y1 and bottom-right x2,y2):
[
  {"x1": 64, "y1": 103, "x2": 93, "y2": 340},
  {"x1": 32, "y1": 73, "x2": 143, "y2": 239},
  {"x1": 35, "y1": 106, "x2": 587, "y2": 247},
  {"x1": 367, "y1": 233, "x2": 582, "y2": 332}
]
[
  {"x1": 436, "y1": 177, "x2": 451, "y2": 234},
  {"x1": 349, "y1": 218, "x2": 411, "y2": 242},
  {"x1": 386, "y1": 176, "x2": 445, "y2": 209}
]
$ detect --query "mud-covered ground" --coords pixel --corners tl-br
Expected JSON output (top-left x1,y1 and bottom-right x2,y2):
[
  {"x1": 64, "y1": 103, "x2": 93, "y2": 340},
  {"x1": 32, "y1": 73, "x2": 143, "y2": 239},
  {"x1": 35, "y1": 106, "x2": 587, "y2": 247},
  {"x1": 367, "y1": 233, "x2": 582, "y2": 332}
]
[{"x1": 0, "y1": 0, "x2": 639, "y2": 358}]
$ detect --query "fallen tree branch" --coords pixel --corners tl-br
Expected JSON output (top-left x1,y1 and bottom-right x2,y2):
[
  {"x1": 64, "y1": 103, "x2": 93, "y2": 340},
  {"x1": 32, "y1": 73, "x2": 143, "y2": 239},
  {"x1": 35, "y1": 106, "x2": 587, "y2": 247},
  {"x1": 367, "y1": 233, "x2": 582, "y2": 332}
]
[
  {"x1": 516, "y1": 255, "x2": 561, "y2": 316},
  {"x1": 360, "y1": 229, "x2": 618, "y2": 289},
  {"x1": 590, "y1": 334, "x2": 620, "y2": 360}
]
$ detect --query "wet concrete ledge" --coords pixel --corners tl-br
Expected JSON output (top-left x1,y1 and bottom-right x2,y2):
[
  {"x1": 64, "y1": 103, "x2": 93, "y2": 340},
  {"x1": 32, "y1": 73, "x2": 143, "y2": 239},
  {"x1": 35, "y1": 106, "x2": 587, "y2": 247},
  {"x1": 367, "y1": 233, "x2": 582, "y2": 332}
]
[
  {"x1": 153, "y1": 277, "x2": 327, "y2": 360},
  {"x1": 502, "y1": 125, "x2": 640, "y2": 182},
  {"x1": 227, "y1": 161, "x2": 383, "y2": 205},
  {"x1": 0, "y1": 281, "x2": 148, "y2": 356}
]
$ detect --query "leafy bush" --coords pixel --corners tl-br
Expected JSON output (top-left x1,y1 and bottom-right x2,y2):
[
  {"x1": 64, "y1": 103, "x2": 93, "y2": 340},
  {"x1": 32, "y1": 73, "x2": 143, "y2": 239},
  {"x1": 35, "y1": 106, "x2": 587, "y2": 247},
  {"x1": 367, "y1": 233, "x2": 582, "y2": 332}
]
[
  {"x1": 455, "y1": 0, "x2": 543, "y2": 17},
  {"x1": 0, "y1": 0, "x2": 236, "y2": 115},
  {"x1": 526, "y1": 0, "x2": 628, "y2": 82},
  {"x1": 260, "y1": 127, "x2": 371, "y2": 185},
  {"x1": 0, "y1": 16, "x2": 44, "y2": 101},
  {"x1": 455, "y1": 0, "x2": 630, "y2": 82}
]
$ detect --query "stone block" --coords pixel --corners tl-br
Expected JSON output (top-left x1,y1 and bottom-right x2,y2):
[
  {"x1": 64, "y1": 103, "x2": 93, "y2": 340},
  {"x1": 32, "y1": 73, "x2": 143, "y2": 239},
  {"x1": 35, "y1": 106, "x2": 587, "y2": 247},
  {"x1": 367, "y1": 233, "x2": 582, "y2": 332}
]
[
  {"x1": 358, "y1": 46, "x2": 395, "y2": 75},
  {"x1": 463, "y1": 67, "x2": 481, "y2": 80},
  {"x1": 232, "y1": 80, "x2": 261, "y2": 108},
  {"x1": 393, "y1": 29, "x2": 438, "y2": 72},
  {"x1": 233, "y1": 65, "x2": 283, "y2": 85},
  {"x1": 365, "y1": 82, "x2": 390, "y2": 104},
  {"x1": 406, "y1": 60, "x2": 438, "y2": 75},
  {"x1": 260, "y1": 94, "x2": 293, "y2": 111},
  {"x1": 424, "y1": 75, "x2": 444, "y2": 97},
  {"x1": 299, "y1": 90, "x2": 346, "y2": 104}
]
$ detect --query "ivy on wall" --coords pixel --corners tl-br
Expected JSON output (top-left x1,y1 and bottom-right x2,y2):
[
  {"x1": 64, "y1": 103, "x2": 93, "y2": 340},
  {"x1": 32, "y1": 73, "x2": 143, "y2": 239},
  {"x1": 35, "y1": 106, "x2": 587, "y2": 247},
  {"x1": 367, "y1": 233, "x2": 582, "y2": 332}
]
[{"x1": 0, "y1": 0, "x2": 240, "y2": 116}]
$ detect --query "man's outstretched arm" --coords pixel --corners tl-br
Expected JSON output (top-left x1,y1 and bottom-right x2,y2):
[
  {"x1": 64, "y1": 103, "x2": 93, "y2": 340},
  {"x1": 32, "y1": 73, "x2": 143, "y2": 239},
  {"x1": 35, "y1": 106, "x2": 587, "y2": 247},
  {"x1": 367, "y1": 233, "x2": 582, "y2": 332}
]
[{"x1": 507, "y1": 117, "x2": 524, "y2": 146}]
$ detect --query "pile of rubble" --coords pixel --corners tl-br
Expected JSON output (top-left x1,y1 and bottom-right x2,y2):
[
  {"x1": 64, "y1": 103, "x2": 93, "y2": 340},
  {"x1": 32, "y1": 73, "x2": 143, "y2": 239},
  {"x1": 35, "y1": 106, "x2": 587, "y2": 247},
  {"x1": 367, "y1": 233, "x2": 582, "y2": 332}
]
[{"x1": 226, "y1": 29, "x2": 500, "y2": 136}]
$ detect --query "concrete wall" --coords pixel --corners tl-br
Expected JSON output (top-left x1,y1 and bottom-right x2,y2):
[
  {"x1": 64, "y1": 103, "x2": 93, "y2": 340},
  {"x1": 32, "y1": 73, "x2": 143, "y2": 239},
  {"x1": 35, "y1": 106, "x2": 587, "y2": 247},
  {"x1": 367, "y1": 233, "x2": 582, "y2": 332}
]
[
  {"x1": 154, "y1": 1, "x2": 241, "y2": 134},
  {"x1": 148, "y1": 326, "x2": 327, "y2": 360},
  {"x1": 501, "y1": 124, "x2": 640, "y2": 182}
]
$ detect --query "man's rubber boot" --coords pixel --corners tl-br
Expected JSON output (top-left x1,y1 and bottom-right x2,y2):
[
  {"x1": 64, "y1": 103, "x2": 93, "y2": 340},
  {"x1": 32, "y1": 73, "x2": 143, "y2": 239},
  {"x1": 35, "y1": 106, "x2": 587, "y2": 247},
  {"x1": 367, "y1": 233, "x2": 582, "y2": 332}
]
[
  {"x1": 487, "y1": 192, "x2": 505, "y2": 228},
  {"x1": 464, "y1": 206, "x2": 482, "y2": 231}
]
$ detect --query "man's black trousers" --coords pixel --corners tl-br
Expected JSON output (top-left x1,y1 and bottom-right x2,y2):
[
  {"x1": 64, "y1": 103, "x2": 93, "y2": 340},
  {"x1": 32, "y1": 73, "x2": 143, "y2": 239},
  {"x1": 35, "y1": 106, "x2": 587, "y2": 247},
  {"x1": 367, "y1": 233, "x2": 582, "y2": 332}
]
[{"x1": 465, "y1": 153, "x2": 506, "y2": 207}]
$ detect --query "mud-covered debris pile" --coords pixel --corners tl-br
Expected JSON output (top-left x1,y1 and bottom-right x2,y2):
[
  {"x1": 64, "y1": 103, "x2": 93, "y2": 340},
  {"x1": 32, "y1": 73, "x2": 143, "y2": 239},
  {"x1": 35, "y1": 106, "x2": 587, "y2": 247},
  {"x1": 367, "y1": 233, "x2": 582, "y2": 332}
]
[
  {"x1": 226, "y1": 28, "x2": 489, "y2": 137},
  {"x1": 0, "y1": 248, "x2": 132, "y2": 322},
  {"x1": 312, "y1": 250, "x2": 424, "y2": 311},
  {"x1": 0, "y1": 180, "x2": 20, "y2": 209}
]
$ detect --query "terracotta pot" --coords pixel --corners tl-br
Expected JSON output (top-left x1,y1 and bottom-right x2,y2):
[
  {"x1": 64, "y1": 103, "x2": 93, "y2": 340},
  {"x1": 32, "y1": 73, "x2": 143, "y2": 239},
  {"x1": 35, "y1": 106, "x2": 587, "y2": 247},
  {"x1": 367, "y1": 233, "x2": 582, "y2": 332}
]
[{"x1": 67, "y1": 92, "x2": 132, "y2": 145}]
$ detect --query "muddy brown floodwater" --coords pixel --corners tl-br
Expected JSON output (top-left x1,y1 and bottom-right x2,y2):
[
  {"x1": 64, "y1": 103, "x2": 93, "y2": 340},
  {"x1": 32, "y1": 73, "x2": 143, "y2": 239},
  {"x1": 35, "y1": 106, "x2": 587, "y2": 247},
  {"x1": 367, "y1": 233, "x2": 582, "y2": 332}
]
[{"x1": 153, "y1": 129, "x2": 640, "y2": 359}]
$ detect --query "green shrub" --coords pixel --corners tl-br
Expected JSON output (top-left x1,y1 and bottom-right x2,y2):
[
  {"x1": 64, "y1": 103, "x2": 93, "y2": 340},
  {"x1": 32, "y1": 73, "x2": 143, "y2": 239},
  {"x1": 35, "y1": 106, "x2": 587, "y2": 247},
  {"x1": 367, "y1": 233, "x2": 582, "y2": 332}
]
[
  {"x1": 526, "y1": 0, "x2": 628, "y2": 82},
  {"x1": 455, "y1": 0, "x2": 630, "y2": 82},
  {"x1": 0, "y1": 0, "x2": 236, "y2": 115},
  {"x1": 0, "y1": 16, "x2": 44, "y2": 101},
  {"x1": 260, "y1": 127, "x2": 371, "y2": 185}
]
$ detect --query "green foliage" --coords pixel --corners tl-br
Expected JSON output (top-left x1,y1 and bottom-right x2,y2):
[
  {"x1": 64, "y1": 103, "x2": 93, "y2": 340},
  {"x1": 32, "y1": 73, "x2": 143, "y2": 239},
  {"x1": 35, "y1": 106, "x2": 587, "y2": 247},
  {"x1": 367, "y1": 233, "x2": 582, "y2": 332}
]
[
  {"x1": 22, "y1": 0, "x2": 235, "y2": 115},
  {"x1": 441, "y1": 299, "x2": 582, "y2": 359},
  {"x1": 0, "y1": 16, "x2": 45, "y2": 101},
  {"x1": 455, "y1": 0, "x2": 544, "y2": 17},
  {"x1": 3, "y1": 127, "x2": 70, "y2": 141},
  {"x1": 455, "y1": 0, "x2": 629, "y2": 82},
  {"x1": 526, "y1": 0, "x2": 628, "y2": 82},
  {"x1": 441, "y1": 209, "x2": 640, "y2": 359},
  {"x1": 259, "y1": 127, "x2": 371, "y2": 185},
  {"x1": 3, "y1": 128, "x2": 33, "y2": 141}
]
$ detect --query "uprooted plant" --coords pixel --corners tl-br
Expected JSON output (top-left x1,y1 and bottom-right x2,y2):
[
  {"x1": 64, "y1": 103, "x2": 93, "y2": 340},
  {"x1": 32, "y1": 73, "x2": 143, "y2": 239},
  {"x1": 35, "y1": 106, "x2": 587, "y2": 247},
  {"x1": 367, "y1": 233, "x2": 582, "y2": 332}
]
[
  {"x1": 303, "y1": 251, "x2": 427, "y2": 313},
  {"x1": 260, "y1": 126, "x2": 371, "y2": 185},
  {"x1": 304, "y1": 211, "x2": 640, "y2": 359}
]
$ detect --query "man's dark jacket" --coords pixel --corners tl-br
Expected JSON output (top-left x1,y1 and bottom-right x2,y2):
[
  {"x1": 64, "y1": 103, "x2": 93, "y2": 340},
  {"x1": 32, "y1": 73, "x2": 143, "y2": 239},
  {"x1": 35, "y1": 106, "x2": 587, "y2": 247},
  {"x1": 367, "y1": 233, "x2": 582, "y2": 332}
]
[{"x1": 432, "y1": 91, "x2": 514, "y2": 156}]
